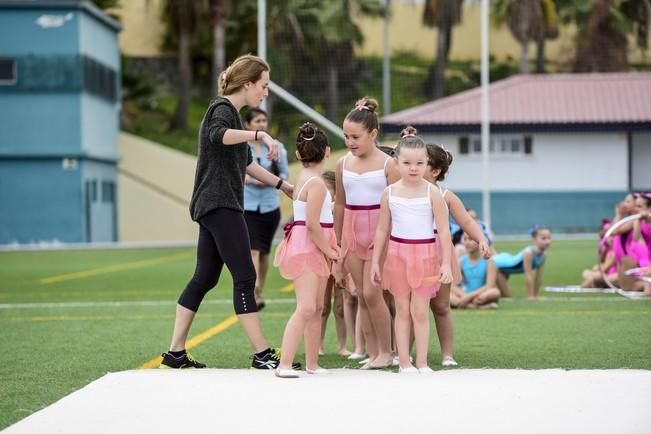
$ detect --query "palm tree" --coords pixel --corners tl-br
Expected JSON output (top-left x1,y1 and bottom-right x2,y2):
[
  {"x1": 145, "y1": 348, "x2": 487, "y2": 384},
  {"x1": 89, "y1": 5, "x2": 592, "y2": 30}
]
[
  {"x1": 267, "y1": 0, "x2": 384, "y2": 120},
  {"x1": 535, "y1": 0, "x2": 559, "y2": 73},
  {"x1": 161, "y1": 0, "x2": 206, "y2": 131},
  {"x1": 422, "y1": 0, "x2": 464, "y2": 98},
  {"x1": 493, "y1": 0, "x2": 546, "y2": 74},
  {"x1": 317, "y1": 0, "x2": 384, "y2": 119},
  {"x1": 562, "y1": 0, "x2": 650, "y2": 72}
]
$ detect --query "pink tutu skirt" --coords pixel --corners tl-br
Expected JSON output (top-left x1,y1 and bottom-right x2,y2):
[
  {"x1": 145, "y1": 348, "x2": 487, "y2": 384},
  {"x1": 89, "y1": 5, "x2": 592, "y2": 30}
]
[
  {"x1": 341, "y1": 205, "x2": 380, "y2": 261},
  {"x1": 274, "y1": 221, "x2": 337, "y2": 280},
  {"x1": 435, "y1": 231, "x2": 462, "y2": 285},
  {"x1": 383, "y1": 236, "x2": 441, "y2": 298}
]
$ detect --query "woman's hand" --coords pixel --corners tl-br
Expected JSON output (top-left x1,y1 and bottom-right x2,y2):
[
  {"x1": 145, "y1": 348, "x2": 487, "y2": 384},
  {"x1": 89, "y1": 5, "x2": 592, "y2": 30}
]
[{"x1": 260, "y1": 132, "x2": 279, "y2": 160}]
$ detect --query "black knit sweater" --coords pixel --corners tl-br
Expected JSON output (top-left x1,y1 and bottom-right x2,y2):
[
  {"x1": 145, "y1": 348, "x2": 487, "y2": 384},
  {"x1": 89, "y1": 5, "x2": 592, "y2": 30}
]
[{"x1": 189, "y1": 97, "x2": 253, "y2": 221}]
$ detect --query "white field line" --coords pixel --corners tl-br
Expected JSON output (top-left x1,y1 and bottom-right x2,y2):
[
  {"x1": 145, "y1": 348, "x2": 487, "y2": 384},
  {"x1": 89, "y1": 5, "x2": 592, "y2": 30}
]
[{"x1": 0, "y1": 298, "x2": 297, "y2": 309}]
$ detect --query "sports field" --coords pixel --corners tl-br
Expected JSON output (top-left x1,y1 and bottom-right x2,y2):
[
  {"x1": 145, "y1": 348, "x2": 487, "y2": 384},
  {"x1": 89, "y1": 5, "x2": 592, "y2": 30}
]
[{"x1": 1, "y1": 239, "x2": 650, "y2": 430}]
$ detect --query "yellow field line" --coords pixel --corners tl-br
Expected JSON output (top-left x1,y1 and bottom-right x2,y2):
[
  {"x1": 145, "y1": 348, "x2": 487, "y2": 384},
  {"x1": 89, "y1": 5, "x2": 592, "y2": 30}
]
[
  {"x1": 138, "y1": 314, "x2": 240, "y2": 369},
  {"x1": 279, "y1": 283, "x2": 294, "y2": 293},
  {"x1": 39, "y1": 252, "x2": 191, "y2": 284}
]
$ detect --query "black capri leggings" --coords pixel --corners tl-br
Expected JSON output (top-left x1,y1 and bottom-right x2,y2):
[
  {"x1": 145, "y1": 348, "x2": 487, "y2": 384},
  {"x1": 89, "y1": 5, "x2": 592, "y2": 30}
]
[{"x1": 178, "y1": 208, "x2": 257, "y2": 314}]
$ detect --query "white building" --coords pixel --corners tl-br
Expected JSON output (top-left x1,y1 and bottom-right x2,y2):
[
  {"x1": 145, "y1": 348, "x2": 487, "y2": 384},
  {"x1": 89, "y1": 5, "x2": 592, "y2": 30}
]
[{"x1": 381, "y1": 73, "x2": 651, "y2": 234}]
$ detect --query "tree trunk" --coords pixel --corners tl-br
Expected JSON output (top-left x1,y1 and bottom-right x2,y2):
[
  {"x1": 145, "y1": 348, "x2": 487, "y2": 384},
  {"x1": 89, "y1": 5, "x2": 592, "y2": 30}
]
[
  {"x1": 170, "y1": 12, "x2": 192, "y2": 131},
  {"x1": 212, "y1": 18, "x2": 225, "y2": 98},
  {"x1": 433, "y1": 24, "x2": 449, "y2": 99},
  {"x1": 326, "y1": 59, "x2": 338, "y2": 121},
  {"x1": 535, "y1": 37, "x2": 545, "y2": 73},
  {"x1": 520, "y1": 41, "x2": 529, "y2": 74}
]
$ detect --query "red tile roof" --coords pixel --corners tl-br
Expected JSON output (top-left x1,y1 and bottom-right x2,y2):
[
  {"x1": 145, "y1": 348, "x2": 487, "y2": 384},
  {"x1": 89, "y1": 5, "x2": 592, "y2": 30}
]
[{"x1": 381, "y1": 73, "x2": 651, "y2": 127}]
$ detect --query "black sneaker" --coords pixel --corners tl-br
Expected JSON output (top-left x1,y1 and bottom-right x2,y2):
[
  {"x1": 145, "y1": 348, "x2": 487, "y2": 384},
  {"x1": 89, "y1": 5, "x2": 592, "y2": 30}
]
[
  {"x1": 251, "y1": 348, "x2": 301, "y2": 370},
  {"x1": 159, "y1": 351, "x2": 206, "y2": 369}
]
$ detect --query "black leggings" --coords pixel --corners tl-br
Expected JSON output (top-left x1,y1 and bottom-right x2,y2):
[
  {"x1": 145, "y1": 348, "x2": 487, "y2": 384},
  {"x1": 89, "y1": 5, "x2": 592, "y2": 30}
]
[{"x1": 178, "y1": 208, "x2": 257, "y2": 314}]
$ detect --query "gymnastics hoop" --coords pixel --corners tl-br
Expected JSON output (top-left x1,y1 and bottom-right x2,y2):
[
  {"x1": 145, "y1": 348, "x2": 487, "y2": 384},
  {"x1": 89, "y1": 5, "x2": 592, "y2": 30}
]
[{"x1": 599, "y1": 213, "x2": 644, "y2": 290}]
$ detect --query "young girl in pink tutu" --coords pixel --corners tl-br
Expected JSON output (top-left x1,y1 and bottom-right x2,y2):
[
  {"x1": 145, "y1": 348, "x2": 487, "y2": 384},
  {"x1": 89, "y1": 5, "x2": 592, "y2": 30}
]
[
  {"x1": 334, "y1": 97, "x2": 400, "y2": 369},
  {"x1": 274, "y1": 123, "x2": 339, "y2": 378},
  {"x1": 370, "y1": 131, "x2": 453, "y2": 373}
]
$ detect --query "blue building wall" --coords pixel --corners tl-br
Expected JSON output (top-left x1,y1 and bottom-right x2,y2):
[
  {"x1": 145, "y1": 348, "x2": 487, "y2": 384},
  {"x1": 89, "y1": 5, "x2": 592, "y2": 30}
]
[
  {"x1": 79, "y1": 11, "x2": 120, "y2": 69},
  {"x1": 0, "y1": 159, "x2": 83, "y2": 243},
  {"x1": 0, "y1": 93, "x2": 81, "y2": 156},
  {"x1": 0, "y1": 9, "x2": 80, "y2": 55},
  {"x1": 455, "y1": 191, "x2": 627, "y2": 235},
  {"x1": 0, "y1": 1, "x2": 120, "y2": 244}
]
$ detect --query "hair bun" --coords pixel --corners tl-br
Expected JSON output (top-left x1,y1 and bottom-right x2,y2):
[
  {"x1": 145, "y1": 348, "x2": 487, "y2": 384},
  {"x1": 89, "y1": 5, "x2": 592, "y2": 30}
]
[
  {"x1": 354, "y1": 97, "x2": 378, "y2": 113},
  {"x1": 400, "y1": 126, "x2": 418, "y2": 138},
  {"x1": 298, "y1": 122, "x2": 318, "y2": 141}
]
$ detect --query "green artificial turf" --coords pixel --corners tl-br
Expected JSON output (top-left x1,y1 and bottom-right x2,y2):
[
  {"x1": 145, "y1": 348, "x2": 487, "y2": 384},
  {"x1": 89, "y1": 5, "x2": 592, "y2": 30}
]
[{"x1": 1, "y1": 240, "x2": 649, "y2": 429}]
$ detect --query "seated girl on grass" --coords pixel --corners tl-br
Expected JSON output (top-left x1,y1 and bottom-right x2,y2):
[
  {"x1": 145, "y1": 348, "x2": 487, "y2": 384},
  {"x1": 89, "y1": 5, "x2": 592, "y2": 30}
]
[{"x1": 451, "y1": 233, "x2": 501, "y2": 309}]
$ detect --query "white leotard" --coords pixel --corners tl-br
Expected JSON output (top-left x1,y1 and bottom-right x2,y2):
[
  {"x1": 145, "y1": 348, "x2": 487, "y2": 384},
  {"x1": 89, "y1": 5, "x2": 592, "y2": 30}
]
[
  {"x1": 342, "y1": 155, "x2": 391, "y2": 206},
  {"x1": 389, "y1": 184, "x2": 435, "y2": 239},
  {"x1": 293, "y1": 176, "x2": 333, "y2": 223}
]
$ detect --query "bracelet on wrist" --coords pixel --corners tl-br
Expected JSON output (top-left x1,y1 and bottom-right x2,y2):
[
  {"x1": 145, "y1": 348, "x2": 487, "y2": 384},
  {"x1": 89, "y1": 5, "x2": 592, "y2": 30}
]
[
  {"x1": 255, "y1": 130, "x2": 259, "y2": 141},
  {"x1": 275, "y1": 178, "x2": 284, "y2": 189}
]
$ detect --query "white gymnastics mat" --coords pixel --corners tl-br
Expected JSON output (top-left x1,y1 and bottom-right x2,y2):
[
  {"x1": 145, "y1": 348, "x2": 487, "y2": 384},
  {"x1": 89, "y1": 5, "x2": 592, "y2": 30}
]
[{"x1": 3, "y1": 369, "x2": 650, "y2": 434}]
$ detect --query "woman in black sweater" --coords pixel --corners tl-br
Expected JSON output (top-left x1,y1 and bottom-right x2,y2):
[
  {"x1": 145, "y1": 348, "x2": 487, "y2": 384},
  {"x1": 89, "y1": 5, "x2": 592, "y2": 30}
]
[{"x1": 160, "y1": 54, "x2": 294, "y2": 369}]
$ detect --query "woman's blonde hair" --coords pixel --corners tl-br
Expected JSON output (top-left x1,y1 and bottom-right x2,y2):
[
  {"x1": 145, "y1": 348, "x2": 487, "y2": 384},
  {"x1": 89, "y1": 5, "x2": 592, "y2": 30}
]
[{"x1": 218, "y1": 54, "x2": 270, "y2": 96}]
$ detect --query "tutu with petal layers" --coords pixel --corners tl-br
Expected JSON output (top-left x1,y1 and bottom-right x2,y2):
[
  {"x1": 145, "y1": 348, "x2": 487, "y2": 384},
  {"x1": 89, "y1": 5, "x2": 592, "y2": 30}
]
[
  {"x1": 274, "y1": 221, "x2": 337, "y2": 280},
  {"x1": 383, "y1": 237, "x2": 441, "y2": 298},
  {"x1": 341, "y1": 205, "x2": 380, "y2": 261}
]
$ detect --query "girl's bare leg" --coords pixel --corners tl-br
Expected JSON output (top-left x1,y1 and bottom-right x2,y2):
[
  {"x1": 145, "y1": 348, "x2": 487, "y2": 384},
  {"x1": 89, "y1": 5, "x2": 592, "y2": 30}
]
[
  {"x1": 343, "y1": 291, "x2": 357, "y2": 352},
  {"x1": 278, "y1": 270, "x2": 321, "y2": 370},
  {"x1": 333, "y1": 285, "x2": 348, "y2": 354},
  {"x1": 346, "y1": 255, "x2": 378, "y2": 361},
  {"x1": 362, "y1": 260, "x2": 393, "y2": 368},
  {"x1": 411, "y1": 291, "x2": 431, "y2": 369},
  {"x1": 304, "y1": 276, "x2": 328, "y2": 371},
  {"x1": 430, "y1": 284, "x2": 454, "y2": 360},
  {"x1": 393, "y1": 293, "x2": 413, "y2": 369},
  {"x1": 319, "y1": 277, "x2": 334, "y2": 354},
  {"x1": 496, "y1": 271, "x2": 512, "y2": 298}
]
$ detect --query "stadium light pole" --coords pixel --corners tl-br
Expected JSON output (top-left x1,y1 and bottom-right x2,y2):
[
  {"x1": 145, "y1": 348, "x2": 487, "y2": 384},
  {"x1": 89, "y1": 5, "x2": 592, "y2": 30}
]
[
  {"x1": 480, "y1": 0, "x2": 491, "y2": 231},
  {"x1": 382, "y1": 0, "x2": 391, "y2": 114},
  {"x1": 257, "y1": 0, "x2": 267, "y2": 110}
]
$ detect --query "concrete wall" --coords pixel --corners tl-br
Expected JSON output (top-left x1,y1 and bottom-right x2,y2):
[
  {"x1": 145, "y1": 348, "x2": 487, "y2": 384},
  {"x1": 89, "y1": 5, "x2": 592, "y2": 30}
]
[
  {"x1": 117, "y1": 132, "x2": 198, "y2": 242},
  {"x1": 414, "y1": 131, "x2": 630, "y2": 233},
  {"x1": 422, "y1": 132, "x2": 629, "y2": 191}
]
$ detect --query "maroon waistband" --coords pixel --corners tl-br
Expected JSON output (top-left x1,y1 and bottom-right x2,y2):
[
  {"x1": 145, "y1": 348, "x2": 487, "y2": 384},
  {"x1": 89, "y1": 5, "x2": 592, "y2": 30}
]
[
  {"x1": 390, "y1": 235, "x2": 436, "y2": 244},
  {"x1": 283, "y1": 220, "x2": 334, "y2": 237},
  {"x1": 292, "y1": 220, "x2": 334, "y2": 228},
  {"x1": 345, "y1": 204, "x2": 381, "y2": 210}
]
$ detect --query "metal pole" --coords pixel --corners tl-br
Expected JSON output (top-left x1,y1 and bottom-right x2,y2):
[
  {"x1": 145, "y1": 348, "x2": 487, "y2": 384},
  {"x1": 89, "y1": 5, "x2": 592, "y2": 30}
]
[
  {"x1": 382, "y1": 0, "x2": 391, "y2": 114},
  {"x1": 480, "y1": 0, "x2": 491, "y2": 230},
  {"x1": 257, "y1": 0, "x2": 267, "y2": 110},
  {"x1": 269, "y1": 81, "x2": 344, "y2": 141}
]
